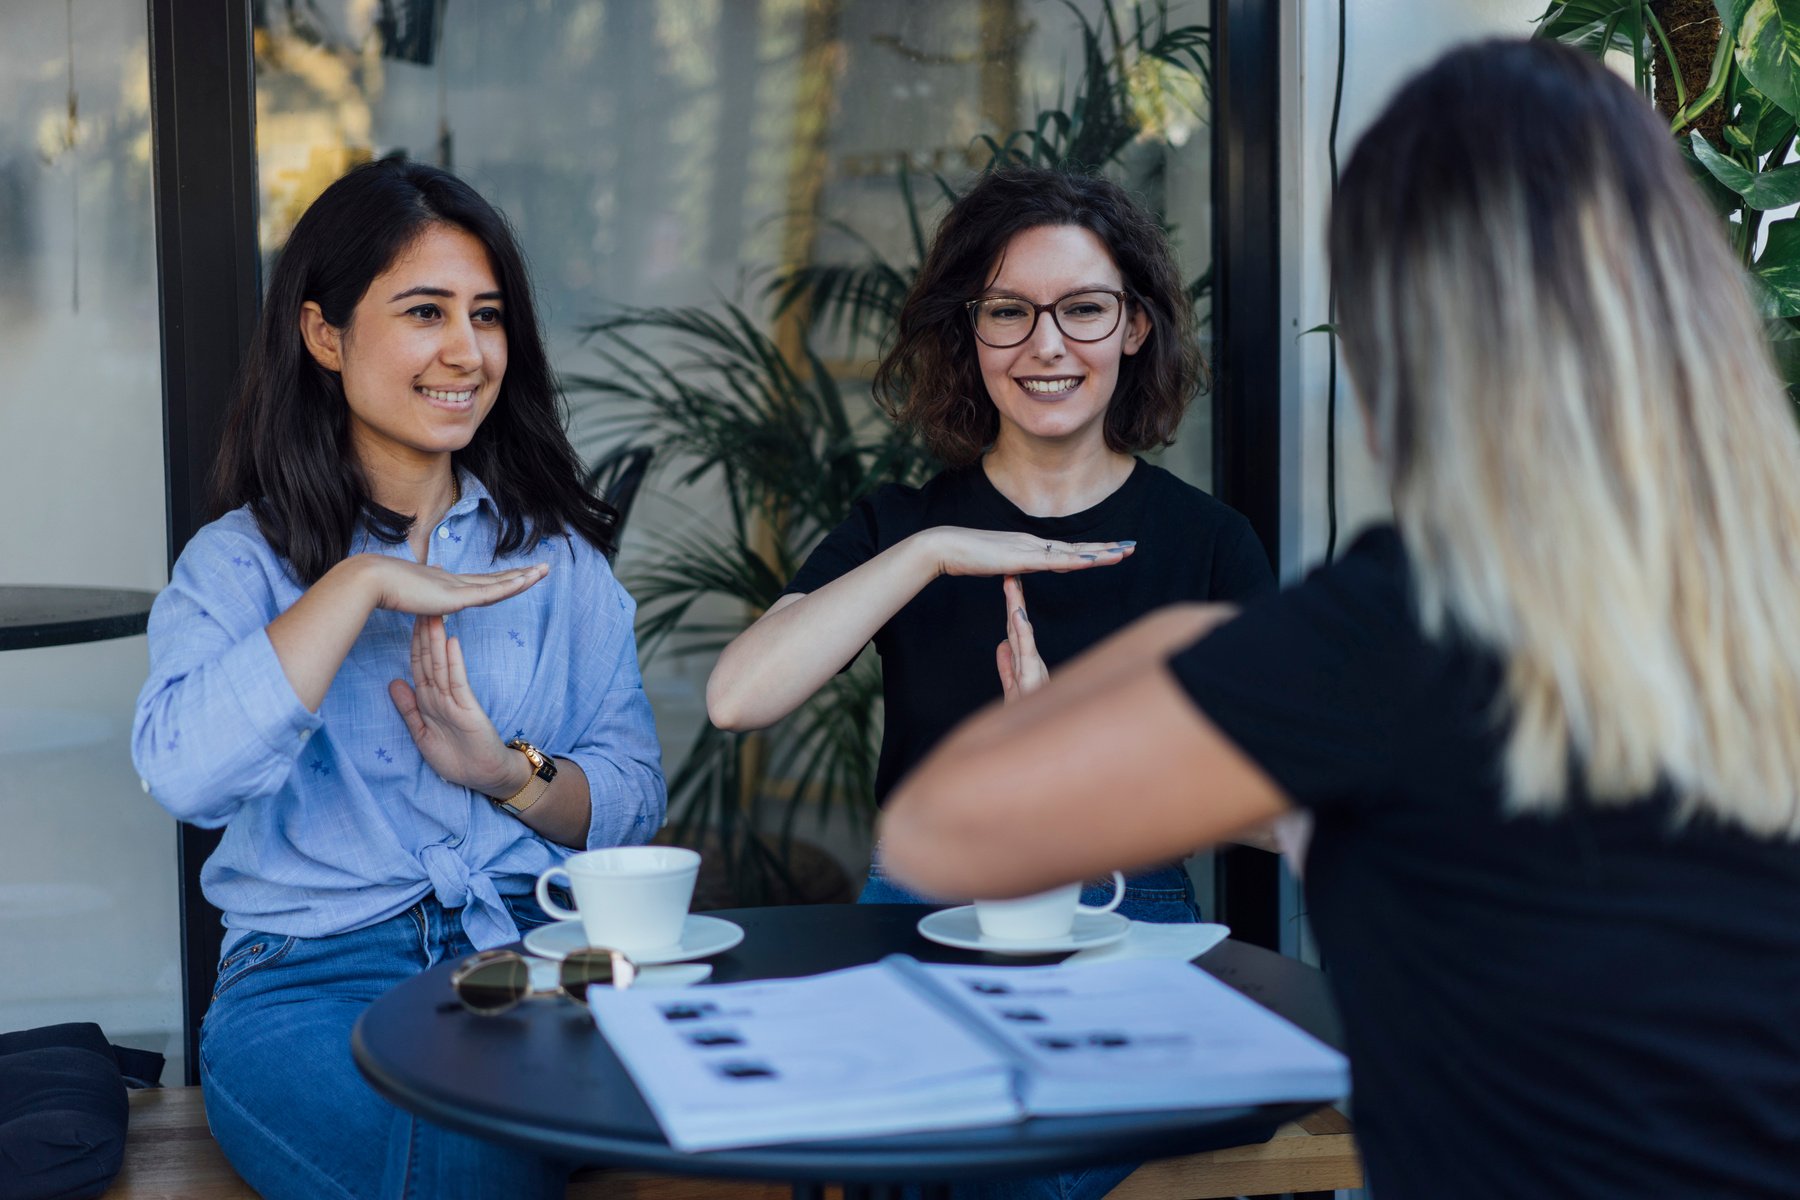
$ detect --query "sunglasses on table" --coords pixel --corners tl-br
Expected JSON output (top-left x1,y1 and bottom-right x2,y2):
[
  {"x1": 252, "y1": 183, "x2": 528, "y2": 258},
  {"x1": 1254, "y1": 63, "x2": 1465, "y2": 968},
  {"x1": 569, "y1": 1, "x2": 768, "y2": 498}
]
[{"x1": 444, "y1": 947, "x2": 635, "y2": 1015}]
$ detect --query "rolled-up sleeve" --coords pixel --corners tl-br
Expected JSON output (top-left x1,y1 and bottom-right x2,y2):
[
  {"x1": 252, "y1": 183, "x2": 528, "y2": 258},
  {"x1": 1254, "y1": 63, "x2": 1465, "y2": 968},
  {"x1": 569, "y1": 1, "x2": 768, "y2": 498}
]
[
  {"x1": 132, "y1": 531, "x2": 320, "y2": 827},
  {"x1": 559, "y1": 559, "x2": 666, "y2": 850}
]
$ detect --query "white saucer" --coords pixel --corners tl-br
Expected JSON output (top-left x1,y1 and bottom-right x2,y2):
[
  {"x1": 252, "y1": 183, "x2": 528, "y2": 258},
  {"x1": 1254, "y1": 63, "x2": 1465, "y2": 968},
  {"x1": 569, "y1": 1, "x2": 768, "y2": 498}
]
[
  {"x1": 916, "y1": 906, "x2": 1131, "y2": 955},
  {"x1": 523, "y1": 915, "x2": 744, "y2": 965}
]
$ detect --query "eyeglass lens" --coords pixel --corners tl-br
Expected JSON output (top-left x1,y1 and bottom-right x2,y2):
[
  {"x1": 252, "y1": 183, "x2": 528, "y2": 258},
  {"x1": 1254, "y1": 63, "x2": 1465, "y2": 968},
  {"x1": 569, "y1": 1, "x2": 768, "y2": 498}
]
[
  {"x1": 558, "y1": 948, "x2": 628, "y2": 1000},
  {"x1": 971, "y1": 291, "x2": 1122, "y2": 348},
  {"x1": 454, "y1": 953, "x2": 529, "y2": 1015}
]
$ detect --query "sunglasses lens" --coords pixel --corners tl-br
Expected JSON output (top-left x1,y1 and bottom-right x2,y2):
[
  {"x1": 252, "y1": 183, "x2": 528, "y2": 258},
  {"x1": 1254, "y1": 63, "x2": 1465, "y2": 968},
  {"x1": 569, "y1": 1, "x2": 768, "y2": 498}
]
[
  {"x1": 455, "y1": 955, "x2": 528, "y2": 1014},
  {"x1": 560, "y1": 948, "x2": 631, "y2": 1000}
]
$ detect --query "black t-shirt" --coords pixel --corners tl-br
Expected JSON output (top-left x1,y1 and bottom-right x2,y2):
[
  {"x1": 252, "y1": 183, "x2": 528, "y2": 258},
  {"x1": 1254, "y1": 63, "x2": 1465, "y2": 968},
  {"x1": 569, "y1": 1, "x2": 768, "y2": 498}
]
[
  {"x1": 785, "y1": 459, "x2": 1274, "y2": 804},
  {"x1": 1169, "y1": 525, "x2": 1800, "y2": 1199}
]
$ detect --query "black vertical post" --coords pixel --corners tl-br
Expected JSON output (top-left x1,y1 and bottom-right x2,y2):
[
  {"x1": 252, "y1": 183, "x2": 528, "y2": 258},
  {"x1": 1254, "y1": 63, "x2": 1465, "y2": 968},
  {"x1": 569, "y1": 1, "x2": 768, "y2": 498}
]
[
  {"x1": 1211, "y1": 0, "x2": 1283, "y2": 952},
  {"x1": 148, "y1": 0, "x2": 261, "y2": 1085}
]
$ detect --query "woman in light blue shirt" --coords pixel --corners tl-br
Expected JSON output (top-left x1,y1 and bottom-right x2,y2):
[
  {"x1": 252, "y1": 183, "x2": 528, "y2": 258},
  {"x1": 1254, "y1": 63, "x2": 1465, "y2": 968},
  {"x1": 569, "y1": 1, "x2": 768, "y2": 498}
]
[{"x1": 133, "y1": 158, "x2": 665, "y2": 1200}]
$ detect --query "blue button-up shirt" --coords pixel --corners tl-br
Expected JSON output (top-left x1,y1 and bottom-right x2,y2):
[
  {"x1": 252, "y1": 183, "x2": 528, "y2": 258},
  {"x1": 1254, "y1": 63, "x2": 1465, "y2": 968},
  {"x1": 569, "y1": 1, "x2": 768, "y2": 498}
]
[{"x1": 133, "y1": 470, "x2": 666, "y2": 952}]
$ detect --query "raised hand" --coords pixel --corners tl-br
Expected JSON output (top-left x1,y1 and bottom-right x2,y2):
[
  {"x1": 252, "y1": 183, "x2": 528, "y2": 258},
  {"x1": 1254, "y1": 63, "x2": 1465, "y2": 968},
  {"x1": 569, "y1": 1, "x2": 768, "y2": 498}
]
[
  {"x1": 359, "y1": 555, "x2": 549, "y2": 617},
  {"x1": 388, "y1": 614, "x2": 521, "y2": 796},
  {"x1": 926, "y1": 527, "x2": 1134, "y2": 580},
  {"x1": 996, "y1": 575, "x2": 1049, "y2": 702}
]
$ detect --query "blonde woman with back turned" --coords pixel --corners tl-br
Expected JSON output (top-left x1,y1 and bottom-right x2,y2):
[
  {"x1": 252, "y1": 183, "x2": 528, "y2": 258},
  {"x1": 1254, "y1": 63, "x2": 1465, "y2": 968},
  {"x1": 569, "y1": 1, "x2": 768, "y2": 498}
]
[{"x1": 880, "y1": 40, "x2": 1800, "y2": 1200}]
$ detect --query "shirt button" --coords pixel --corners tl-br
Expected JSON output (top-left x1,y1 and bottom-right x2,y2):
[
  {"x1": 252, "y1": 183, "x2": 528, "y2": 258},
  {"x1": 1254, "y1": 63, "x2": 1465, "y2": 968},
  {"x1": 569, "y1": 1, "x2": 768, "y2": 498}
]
[
  {"x1": 139, "y1": 777, "x2": 151, "y2": 794},
  {"x1": 437, "y1": 526, "x2": 450, "y2": 540},
  {"x1": 298, "y1": 729, "x2": 312, "y2": 743}
]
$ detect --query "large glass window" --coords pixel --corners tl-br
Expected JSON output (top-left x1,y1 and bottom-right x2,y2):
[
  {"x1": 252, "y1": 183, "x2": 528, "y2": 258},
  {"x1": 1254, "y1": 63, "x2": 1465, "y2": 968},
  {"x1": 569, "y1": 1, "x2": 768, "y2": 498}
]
[
  {"x1": 0, "y1": 0, "x2": 178, "y2": 1076},
  {"x1": 249, "y1": 0, "x2": 1214, "y2": 880}
]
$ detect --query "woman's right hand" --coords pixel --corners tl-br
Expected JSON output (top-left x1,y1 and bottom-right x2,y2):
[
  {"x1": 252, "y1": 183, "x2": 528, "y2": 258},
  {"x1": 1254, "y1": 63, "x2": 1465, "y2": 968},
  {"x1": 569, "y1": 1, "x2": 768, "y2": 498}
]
[
  {"x1": 921, "y1": 527, "x2": 1134, "y2": 578},
  {"x1": 351, "y1": 554, "x2": 549, "y2": 616}
]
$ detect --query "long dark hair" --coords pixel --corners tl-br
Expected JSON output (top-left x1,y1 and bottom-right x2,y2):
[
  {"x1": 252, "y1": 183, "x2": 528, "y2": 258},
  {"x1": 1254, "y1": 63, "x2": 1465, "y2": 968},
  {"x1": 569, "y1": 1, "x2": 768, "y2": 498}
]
[
  {"x1": 873, "y1": 167, "x2": 1203, "y2": 467},
  {"x1": 212, "y1": 157, "x2": 616, "y2": 583}
]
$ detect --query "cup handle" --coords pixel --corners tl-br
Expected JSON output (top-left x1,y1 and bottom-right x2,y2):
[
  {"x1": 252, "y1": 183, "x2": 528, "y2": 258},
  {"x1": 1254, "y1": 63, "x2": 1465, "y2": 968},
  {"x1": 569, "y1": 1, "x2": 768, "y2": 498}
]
[
  {"x1": 535, "y1": 867, "x2": 580, "y2": 921},
  {"x1": 1077, "y1": 870, "x2": 1127, "y2": 916}
]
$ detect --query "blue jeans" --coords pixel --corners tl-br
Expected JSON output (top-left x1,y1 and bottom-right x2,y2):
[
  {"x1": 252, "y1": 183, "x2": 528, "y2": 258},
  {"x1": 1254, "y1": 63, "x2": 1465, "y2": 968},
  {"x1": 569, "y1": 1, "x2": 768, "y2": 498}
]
[
  {"x1": 864, "y1": 856, "x2": 1200, "y2": 1200},
  {"x1": 199, "y1": 895, "x2": 570, "y2": 1200}
]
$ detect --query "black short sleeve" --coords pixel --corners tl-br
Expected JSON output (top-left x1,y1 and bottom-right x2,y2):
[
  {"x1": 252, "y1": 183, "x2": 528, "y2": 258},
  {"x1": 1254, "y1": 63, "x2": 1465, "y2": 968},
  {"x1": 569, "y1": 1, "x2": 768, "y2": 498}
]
[
  {"x1": 1209, "y1": 517, "x2": 1278, "y2": 605},
  {"x1": 1166, "y1": 527, "x2": 1416, "y2": 810},
  {"x1": 781, "y1": 495, "x2": 885, "y2": 598}
]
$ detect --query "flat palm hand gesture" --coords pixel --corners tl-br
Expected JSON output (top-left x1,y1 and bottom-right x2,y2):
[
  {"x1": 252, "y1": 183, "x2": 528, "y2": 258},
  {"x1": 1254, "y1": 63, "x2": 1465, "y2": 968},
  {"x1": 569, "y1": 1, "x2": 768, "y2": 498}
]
[
  {"x1": 996, "y1": 575, "x2": 1049, "y2": 702},
  {"x1": 932, "y1": 527, "x2": 1133, "y2": 578},
  {"x1": 367, "y1": 557, "x2": 548, "y2": 616},
  {"x1": 388, "y1": 615, "x2": 518, "y2": 796}
]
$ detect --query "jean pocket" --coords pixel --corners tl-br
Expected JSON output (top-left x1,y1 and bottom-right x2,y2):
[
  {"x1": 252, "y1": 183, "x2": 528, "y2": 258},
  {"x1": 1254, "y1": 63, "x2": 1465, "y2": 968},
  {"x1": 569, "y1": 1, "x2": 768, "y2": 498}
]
[
  {"x1": 1123, "y1": 885, "x2": 1190, "y2": 903},
  {"x1": 211, "y1": 934, "x2": 297, "y2": 1001}
]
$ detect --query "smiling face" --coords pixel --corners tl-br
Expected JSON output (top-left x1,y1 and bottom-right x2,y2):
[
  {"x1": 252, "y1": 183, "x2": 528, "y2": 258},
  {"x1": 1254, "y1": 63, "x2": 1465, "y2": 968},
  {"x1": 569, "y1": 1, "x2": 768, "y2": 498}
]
[
  {"x1": 299, "y1": 222, "x2": 507, "y2": 482},
  {"x1": 974, "y1": 224, "x2": 1149, "y2": 455}
]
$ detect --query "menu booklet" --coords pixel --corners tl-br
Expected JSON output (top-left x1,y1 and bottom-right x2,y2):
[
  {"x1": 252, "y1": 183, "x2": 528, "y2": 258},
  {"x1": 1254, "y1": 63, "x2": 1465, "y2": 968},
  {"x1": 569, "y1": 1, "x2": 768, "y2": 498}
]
[{"x1": 586, "y1": 955, "x2": 1349, "y2": 1152}]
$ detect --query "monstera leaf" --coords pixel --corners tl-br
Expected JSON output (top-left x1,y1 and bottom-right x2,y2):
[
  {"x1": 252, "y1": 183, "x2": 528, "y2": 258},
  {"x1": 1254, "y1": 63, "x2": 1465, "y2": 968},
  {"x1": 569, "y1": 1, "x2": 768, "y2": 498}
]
[
  {"x1": 1752, "y1": 218, "x2": 1800, "y2": 316},
  {"x1": 1689, "y1": 129, "x2": 1800, "y2": 206},
  {"x1": 1719, "y1": 0, "x2": 1800, "y2": 119},
  {"x1": 1535, "y1": 0, "x2": 1646, "y2": 57}
]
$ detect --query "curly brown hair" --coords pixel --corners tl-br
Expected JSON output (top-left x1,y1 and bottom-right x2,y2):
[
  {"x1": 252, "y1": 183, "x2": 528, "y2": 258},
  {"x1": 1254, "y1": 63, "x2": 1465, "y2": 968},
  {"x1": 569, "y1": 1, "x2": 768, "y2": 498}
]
[{"x1": 873, "y1": 167, "x2": 1205, "y2": 467}]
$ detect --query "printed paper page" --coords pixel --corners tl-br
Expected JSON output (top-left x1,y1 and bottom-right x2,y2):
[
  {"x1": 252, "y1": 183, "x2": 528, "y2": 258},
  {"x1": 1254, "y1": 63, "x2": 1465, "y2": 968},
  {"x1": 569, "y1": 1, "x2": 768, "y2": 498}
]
[
  {"x1": 920, "y1": 959, "x2": 1349, "y2": 1116},
  {"x1": 589, "y1": 962, "x2": 1019, "y2": 1151}
]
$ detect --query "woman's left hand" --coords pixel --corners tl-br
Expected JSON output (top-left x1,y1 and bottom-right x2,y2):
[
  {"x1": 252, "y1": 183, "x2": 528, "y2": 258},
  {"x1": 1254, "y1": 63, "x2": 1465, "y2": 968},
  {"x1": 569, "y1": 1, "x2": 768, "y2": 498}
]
[
  {"x1": 389, "y1": 615, "x2": 522, "y2": 796},
  {"x1": 996, "y1": 575, "x2": 1049, "y2": 702}
]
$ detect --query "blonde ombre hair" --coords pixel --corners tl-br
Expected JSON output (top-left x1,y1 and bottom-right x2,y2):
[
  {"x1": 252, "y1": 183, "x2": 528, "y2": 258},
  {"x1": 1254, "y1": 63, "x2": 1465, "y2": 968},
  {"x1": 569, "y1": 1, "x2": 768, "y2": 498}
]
[{"x1": 1331, "y1": 40, "x2": 1800, "y2": 836}]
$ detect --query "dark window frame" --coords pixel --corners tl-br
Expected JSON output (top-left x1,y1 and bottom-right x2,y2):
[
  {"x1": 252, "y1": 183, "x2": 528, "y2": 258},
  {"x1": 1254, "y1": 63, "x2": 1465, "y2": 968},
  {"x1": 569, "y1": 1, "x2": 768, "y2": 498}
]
[
  {"x1": 148, "y1": 0, "x2": 259, "y2": 1085},
  {"x1": 147, "y1": 0, "x2": 1286, "y2": 1078},
  {"x1": 1209, "y1": 0, "x2": 1285, "y2": 952}
]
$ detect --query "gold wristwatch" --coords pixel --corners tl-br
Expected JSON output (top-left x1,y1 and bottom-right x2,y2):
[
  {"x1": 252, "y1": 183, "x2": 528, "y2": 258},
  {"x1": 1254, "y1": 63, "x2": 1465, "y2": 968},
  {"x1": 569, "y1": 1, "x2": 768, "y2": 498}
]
[{"x1": 490, "y1": 738, "x2": 557, "y2": 815}]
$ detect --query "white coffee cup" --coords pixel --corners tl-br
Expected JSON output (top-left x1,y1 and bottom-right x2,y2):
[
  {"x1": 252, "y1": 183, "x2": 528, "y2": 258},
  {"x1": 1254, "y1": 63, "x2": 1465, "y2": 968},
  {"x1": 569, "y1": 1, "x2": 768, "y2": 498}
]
[
  {"x1": 972, "y1": 871, "x2": 1126, "y2": 942},
  {"x1": 535, "y1": 846, "x2": 700, "y2": 954}
]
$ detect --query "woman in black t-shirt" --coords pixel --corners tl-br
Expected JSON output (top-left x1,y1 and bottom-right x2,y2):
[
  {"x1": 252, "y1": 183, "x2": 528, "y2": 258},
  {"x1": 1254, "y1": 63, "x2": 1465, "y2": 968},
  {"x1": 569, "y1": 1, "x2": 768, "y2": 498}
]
[
  {"x1": 708, "y1": 167, "x2": 1272, "y2": 922},
  {"x1": 880, "y1": 41, "x2": 1800, "y2": 1200}
]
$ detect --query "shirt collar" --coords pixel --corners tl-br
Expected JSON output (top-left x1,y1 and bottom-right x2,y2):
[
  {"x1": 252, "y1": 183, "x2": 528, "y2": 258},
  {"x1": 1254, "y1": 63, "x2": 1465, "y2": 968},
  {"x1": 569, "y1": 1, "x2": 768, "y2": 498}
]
[{"x1": 451, "y1": 465, "x2": 497, "y2": 517}]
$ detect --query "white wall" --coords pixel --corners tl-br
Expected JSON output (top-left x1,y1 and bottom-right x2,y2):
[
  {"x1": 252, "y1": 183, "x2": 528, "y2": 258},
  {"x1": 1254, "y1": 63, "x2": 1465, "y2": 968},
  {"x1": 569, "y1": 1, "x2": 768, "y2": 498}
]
[{"x1": 1281, "y1": 0, "x2": 1547, "y2": 579}]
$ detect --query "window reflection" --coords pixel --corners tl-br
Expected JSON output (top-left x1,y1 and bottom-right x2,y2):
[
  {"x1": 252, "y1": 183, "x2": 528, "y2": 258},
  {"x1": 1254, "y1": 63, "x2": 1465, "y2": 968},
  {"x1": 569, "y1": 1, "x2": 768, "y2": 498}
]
[{"x1": 0, "y1": 0, "x2": 178, "y2": 1080}]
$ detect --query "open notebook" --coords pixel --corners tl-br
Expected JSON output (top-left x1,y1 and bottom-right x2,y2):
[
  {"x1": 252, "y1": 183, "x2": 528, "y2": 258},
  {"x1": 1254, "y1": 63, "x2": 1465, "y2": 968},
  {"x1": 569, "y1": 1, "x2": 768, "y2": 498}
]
[{"x1": 587, "y1": 955, "x2": 1349, "y2": 1152}]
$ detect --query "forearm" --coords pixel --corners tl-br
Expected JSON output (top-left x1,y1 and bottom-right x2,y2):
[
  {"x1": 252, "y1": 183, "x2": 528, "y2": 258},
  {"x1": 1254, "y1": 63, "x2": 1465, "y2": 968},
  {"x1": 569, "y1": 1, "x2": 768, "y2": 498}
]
[
  {"x1": 948, "y1": 603, "x2": 1239, "y2": 754},
  {"x1": 266, "y1": 556, "x2": 380, "y2": 711},
  {"x1": 879, "y1": 603, "x2": 1284, "y2": 899},
  {"x1": 707, "y1": 532, "x2": 942, "y2": 730},
  {"x1": 508, "y1": 757, "x2": 591, "y2": 848}
]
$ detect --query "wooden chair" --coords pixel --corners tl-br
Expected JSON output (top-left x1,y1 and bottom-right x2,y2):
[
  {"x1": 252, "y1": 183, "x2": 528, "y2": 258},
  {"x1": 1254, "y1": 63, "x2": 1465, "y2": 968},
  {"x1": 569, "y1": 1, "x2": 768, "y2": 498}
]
[
  {"x1": 111, "y1": 1087, "x2": 1361, "y2": 1199},
  {"x1": 583, "y1": 443, "x2": 654, "y2": 552}
]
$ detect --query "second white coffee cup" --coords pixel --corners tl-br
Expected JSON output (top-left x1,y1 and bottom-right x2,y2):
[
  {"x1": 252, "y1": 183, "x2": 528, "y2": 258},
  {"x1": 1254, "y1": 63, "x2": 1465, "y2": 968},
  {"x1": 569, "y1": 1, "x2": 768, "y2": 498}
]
[
  {"x1": 973, "y1": 871, "x2": 1126, "y2": 942},
  {"x1": 535, "y1": 846, "x2": 700, "y2": 954}
]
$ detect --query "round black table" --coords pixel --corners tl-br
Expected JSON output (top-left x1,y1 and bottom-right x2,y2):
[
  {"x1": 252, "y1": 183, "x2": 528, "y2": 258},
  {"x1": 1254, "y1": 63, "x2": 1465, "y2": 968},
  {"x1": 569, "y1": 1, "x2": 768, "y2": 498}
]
[
  {"x1": 354, "y1": 906, "x2": 1339, "y2": 1194},
  {"x1": 352, "y1": 904, "x2": 1342, "y2": 1194},
  {"x1": 0, "y1": 585, "x2": 157, "y2": 651}
]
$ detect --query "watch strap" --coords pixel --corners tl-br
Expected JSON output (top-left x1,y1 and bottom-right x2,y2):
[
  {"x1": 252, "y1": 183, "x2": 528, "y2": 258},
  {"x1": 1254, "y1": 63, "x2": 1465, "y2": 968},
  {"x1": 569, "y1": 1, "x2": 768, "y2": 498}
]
[{"x1": 491, "y1": 739, "x2": 557, "y2": 815}]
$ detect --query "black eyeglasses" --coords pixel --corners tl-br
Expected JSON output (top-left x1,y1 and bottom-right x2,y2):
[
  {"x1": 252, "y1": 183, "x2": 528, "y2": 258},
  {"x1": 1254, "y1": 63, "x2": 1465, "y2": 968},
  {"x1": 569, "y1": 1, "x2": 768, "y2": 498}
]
[
  {"x1": 444, "y1": 947, "x2": 635, "y2": 1015},
  {"x1": 965, "y1": 289, "x2": 1130, "y2": 348}
]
